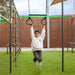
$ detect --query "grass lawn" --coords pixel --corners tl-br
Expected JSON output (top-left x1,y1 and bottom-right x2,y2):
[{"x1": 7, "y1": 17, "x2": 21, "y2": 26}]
[{"x1": 0, "y1": 51, "x2": 75, "y2": 75}]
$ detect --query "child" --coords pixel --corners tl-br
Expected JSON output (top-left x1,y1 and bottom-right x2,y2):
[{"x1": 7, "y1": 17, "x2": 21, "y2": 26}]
[{"x1": 30, "y1": 24, "x2": 45, "y2": 66}]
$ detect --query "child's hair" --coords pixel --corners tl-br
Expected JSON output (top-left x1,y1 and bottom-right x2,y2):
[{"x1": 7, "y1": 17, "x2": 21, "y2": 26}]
[{"x1": 34, "y1": 30, "x2": 40, "y2": 34}]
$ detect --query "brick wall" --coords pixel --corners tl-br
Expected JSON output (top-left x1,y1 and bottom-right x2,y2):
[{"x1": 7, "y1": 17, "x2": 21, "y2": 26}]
[
  {"x1": 0, "y1": 17, "x2": 75, "y2": 48},
  {"x1": 0, "y1": 22, "x2": 10, "y2": 47}
]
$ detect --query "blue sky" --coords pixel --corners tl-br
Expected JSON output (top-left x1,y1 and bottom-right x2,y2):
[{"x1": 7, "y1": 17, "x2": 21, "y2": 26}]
[{"x1": 14, "y1": 0, "x2": 75, "y2": 15}]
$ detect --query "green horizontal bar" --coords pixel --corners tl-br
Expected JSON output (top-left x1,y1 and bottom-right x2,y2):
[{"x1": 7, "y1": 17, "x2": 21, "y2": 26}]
[
  {"x1": 0, "y1": 19, "x2": 6, "y2": 21},
  {"x1": 21, "y1": 15, "x2": 70, "y2": 18},
  {"x1": 1, "y1": 16, "x2": 11, "y2": 24},
  {"x1": 48, "y1": 15, "x2": 70, "y2": 18},
  {"x1": 22, "y1": 15, "x2": 46, "y2": 17}
]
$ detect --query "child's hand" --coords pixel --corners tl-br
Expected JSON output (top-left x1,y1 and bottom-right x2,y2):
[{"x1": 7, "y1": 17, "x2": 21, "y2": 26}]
[{"x1": 30, "y1": 24, "x2": 33, "y2": 27}]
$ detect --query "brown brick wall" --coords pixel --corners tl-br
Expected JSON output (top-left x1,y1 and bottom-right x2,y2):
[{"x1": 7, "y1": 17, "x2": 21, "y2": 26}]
[
  {"x1": 0, "y1": 17, "x2": 75, "y2": 48},
  {"x1": 0, "y1": 22, "x2": 10, "y2": 47}
]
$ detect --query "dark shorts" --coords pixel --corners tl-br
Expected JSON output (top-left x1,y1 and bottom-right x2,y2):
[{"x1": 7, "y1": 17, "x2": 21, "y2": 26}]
[{"x1": 33, "y1": 50, "x2": 42, "y2": 62}]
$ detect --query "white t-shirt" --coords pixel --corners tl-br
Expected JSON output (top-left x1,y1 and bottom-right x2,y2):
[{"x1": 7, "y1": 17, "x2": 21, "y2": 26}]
[{"x1": 30, "y1": 27, "x2": 45, "y2": 51}]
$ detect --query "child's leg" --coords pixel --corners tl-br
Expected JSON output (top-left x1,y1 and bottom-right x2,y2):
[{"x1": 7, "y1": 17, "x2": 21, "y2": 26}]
[
  {"x1": 33, "y1": 51, "x2": 39, "y2": 62},
  {"x1": 38, "y1": 50, "x2": 42, "y2": 62}
]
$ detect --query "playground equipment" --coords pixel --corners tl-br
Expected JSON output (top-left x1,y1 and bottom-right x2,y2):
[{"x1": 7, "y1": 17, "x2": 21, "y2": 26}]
[
  {"x1": 26, "y1": 0, "x2": 47, "y2": 25},
  {"x1": 51, "y1": 0, "x2": 67, "y2": 72},
  {"x1": 26, "y1": 14, "x2": 47, "y2": 25},
  {"x1": 67, "y1": 0, "x2": 75, "y2": 53},
  {"x1": 0, "y1": 0, "x2": 68, "y2": 74},
  {"x1": 22, "y1": 0, "x2": 67, "y2": 73},
  {"x1": 22, "y1": 15, "x2": 69, "y2": 75},
  {"x1": 67, "y1": 16, "x2": 75, "y2": 53},
  {"x1": 7, "y1": 5, "x2": 21, "y2": 55},
  {"x1": 0, "y1": 15, "x2": 12, "y2": 24},
  {"x1": 0, "y1": 0, "x2": 21, "y2": 74},
  {"x1": 0, "y1": 13, "x2": 12, "y2": 75}
]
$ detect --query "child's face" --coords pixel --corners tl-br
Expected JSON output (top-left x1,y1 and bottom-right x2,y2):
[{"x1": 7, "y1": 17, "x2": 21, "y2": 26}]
[{"x1": 35, "y1": 32, "x2": 41, "y2": 38}]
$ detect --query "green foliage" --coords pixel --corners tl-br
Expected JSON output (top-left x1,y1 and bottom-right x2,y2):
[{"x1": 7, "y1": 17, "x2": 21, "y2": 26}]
[{"x1": 0, "y1": 0, "x2": 15, "y2": 18}]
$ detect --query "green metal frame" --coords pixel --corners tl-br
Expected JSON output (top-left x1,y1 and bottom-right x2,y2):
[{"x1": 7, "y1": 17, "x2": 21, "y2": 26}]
[
  {"x1": 0, "y1": 19, "x2": 6, "y2": 21},
  {"x1": 0, "y1": 15, "x2": 11, "y2": 24},
  {"x1": 0, "y1": 2, "x2": 19, "y2": 24},
  {"x1": 1, "y1": 16, "x2": 12, "y2": 24}
]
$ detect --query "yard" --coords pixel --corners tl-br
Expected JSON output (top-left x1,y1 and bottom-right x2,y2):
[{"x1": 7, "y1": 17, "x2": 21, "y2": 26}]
[{"x1": 0, "y1": 51, "x2": 75, "y2": 75}]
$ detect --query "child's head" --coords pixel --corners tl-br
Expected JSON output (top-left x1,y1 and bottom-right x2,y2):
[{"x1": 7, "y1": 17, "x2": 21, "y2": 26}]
[{"x1": 34, "y1": 30, "x2": 41, "y2": 38}]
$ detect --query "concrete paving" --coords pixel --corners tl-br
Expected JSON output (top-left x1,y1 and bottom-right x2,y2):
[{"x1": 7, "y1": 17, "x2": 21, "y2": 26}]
[{"x1": 0, "y1": 47, "x2": 75, "y2": 52}]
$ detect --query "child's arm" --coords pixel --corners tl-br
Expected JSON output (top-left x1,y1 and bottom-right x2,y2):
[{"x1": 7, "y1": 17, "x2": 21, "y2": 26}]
[
  {"x1": 30, "y1": 24, "x2": 34, "y2": 39},
  {"x1": 41, "y1": 25, "x2": 45, "y2": 40}
]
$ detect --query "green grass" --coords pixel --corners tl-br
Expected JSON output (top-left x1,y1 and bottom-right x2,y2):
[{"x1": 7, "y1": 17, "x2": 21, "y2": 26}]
[{"x1": 0, "y1": 51, "x2": 75, "y2": 75}]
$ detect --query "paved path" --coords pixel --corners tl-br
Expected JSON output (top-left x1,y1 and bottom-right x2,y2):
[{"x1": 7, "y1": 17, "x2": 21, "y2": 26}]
[{"x1": 0, "y1": 47, "x2": 75, "y2": 52}]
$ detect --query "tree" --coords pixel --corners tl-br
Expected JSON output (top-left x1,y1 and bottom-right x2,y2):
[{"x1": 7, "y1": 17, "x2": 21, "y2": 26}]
[{"x1": 0, "y1": 0, "x2": 15, "y2": 18}]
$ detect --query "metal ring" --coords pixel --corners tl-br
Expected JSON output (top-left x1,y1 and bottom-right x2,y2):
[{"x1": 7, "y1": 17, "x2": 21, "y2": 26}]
[
  {"x1": 26, "y1": 17, "x2": 33, "y2": 25},
  {"x1": 41, "y1": 17, "x2": 47, "y2": 25}
]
